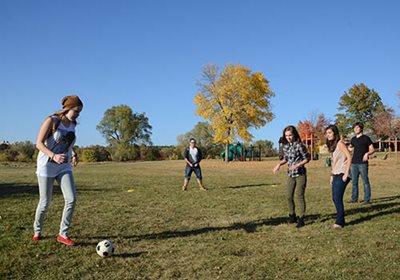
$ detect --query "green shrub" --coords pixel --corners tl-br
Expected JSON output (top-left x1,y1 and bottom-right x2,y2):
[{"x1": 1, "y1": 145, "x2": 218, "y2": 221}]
[
  {"x1": 81, "y1": 149, "x2": 97, "y2": 162},
  {"x1": 12, "y1": 141, "x2": 36, "y2": 160},
  {"x1": 160, "y1": 147, "x2": 180, "y2": 160},
  {"x1": 140, "y1": 146, "x2": 161, "y2": 161}
]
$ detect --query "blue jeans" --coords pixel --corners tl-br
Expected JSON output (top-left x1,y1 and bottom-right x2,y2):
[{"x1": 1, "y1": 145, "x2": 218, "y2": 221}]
[
  {"x1": 351, "y1": 163, "x2": 371, "y2": 202},
  {"x1": 332, "y1": 174, "x2": 351, "y2": 226},
  {"x1": 34, "y1": 172, "x2": 77, "y2": 236},
  {"x1": 185, "y1": 165, "x2": 202, "y2": 180}
]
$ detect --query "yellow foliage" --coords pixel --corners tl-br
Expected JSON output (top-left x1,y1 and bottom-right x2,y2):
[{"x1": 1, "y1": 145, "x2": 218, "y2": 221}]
[{"x1": 194, "y1": 64, "x2": 274, "y2": 144}]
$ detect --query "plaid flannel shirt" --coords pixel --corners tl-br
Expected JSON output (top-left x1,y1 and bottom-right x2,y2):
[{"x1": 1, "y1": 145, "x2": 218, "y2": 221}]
[{"x1": 282, "y1": 142, "x2": 311, "y2": 178}]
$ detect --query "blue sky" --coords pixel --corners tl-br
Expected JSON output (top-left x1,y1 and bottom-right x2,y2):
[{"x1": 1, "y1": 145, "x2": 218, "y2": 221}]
[{"x1": 1, "y1": 0, "x2": 399, "y2": 148}]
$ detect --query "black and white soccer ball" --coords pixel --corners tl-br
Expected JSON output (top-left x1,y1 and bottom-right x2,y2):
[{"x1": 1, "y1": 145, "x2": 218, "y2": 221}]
[{"x1": 96, "y1": 240, "x2": 115, "y2": 257}]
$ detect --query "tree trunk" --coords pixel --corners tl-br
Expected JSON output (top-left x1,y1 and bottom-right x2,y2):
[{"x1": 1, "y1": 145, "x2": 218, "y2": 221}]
[{"x1": 225, "y1": 142, "x2": 229, "y2": 162}]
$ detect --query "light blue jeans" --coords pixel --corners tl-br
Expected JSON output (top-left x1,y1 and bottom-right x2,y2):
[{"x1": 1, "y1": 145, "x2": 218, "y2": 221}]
[
  {"x1": 351, "y1": 163, "x2": 371, "y2": 202},
  {"x1": 34, "y1": 172, "x2": 76, "y2": 236}
]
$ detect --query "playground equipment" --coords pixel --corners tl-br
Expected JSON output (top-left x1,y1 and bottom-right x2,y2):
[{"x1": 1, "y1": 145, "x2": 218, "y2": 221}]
[
  {"x1": 303, "y1": 132, "x2": 319, "y2": 160},
  {"x1": 220, "y1": 142, "x2": 261, "y2": 161},
  {"x1": 375, "y1": 138, "x2": 399, "y2": 161}
]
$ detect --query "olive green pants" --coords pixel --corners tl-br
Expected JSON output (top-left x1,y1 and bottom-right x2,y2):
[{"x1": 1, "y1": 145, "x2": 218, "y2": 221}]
[{"x1": 286, "y1": 174, "x2": 307, "y2": 217}]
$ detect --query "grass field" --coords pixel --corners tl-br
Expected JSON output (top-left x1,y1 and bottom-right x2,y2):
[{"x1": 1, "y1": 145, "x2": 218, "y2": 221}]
[{"x1": 1, "y1": 156, "x2": 399, "y2": 279}]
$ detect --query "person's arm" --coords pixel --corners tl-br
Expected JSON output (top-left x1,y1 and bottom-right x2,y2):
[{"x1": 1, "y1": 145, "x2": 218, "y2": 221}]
[
  {"x1": 338, "y1": 141, "x2": 352, "y2": 181},
  {"x1": 196, "y1": 148, "x2": 202, "y2": 165},
  {"x1": 71, "y1": 150, "x2": 79, "y2": 167},
  {"x1": 329, "y1": 154, "x2": 334, "y2": 185},
  {"x1": 363, "y1": 144, "x2": 375, "y2": 162},
  {"x1": 289, "y1": 144, "x2": 310, "y2": 171},
  {"x1": 36, "y1": 117, "x2": 66, "y2": 164},
  {"x1": 289, "y1": 158, "x2": 309, "y2": 171},
  {"x1": 185, "y1": 158, "x2": 193, "y2": 167},
  {"x1": 183, "y1": 149, "x2": 193, "y2": 167},
  {"x1": 348, "y1": 144, "x2": 354, "y2": 153},
  {"x1": 273, "y1": 159, "x2": 287, "y2": 174}
]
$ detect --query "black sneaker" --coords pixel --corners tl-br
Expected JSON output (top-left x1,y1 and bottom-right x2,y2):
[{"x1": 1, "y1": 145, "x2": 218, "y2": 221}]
[
  {"x1": 288, "y1": 214, "x2": 297, "y2": 223},
  {"x1": 296, "y1": 217, "x2": 305, "y2": 228}
]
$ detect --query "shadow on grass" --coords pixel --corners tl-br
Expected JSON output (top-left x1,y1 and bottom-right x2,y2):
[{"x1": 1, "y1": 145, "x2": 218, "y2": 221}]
[
  {"x1": 0, "y1": 183, "x2": 68, "y2": 197},
  {"x1": 113, "y1": 251, "x2": 147, "y2": 258},
  {"x1": 87, "y1": 214, "x2": 321, "y2": 243},
  {"x1": 79, "y1": 197, "x2": 400, "y2": 244},
  {"x1": 371, "y1": 195, "x2": 400, "y2": 203},
  {"x1": 317, "y1": 198, "x2": 400, "y2": 226},
  {"x1": 0, "y1": 183, "x2": 104, "y2": 197},
  {"x1": 228, "y1": 183, "x2": 281, "y2": 189},
  {"x1": 0, "y1": 183, "x2": 40, "y2": 197},
  {"x1": 347, "y1": 207, "x2": 400, "y2": 226}
]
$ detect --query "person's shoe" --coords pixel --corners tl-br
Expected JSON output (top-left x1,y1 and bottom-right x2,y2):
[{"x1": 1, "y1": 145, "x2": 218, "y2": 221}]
[
  {"x1": 57, "y1": 235, "x2": 76, "y2": 246},
  {"x1": 182, "y1": 185, "x2": 187, "y2": 191},
  {"x1": 32, "y1": 234, "x2": 41, "y2": 241},
  {"x1": 296, "y1": 216, "x2": 305, "y2": 228},
  {"x1": 288, "y1": 214, "x2": 297, "y2": 224},
  {"x1": 347, "y1": 199, "x2": 358, "y2": 204},
  {"x1": 363, "y1": 201, "x2": 371, "y2": 205},
  {"x1": 199, "y1": 186, "x2": 206, "y2": 191},
  {"x1": 331, "y1": 224, "x2": 343, "y2": 229}
]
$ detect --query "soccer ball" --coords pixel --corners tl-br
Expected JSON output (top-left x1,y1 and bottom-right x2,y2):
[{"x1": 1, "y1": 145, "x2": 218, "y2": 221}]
[{"x1": 96, "y1": 240, "x2": 115, "y2": 257}]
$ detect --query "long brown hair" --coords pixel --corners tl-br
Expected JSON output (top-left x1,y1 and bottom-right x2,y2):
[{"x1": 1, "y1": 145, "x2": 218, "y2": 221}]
[
  {"x1": 325, "y1": 124, "x2": 340, "y2": 152},
  {"x1": 46, "y1": 108, "x2": 78, "y2": 138},
  {"x1": 281, "y1": 125, "x2": 301, "y2": 145}
]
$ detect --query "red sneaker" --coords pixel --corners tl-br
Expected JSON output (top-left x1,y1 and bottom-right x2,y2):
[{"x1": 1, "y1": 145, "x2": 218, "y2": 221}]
[
  {"x1": 32, "y1": 234, "x2": 41, "y2": 241},
  {"x1": 57, "y1": 235, "x2": 76, "y2": 246}
]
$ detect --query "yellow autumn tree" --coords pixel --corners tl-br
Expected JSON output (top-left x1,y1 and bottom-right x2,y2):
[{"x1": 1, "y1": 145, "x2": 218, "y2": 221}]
[{"x1": 194, "y1": 64, "x2": 275, "y2": 162}]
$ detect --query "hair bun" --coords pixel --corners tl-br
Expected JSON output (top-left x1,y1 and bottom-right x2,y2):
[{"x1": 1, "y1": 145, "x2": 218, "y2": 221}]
[{"x1": 61, "y1": 95, "x2": 83, "y2": 109}]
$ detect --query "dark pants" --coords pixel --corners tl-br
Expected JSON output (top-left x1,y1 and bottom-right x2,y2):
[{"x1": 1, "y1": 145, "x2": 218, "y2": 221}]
[
  {"x1": 286, "y1": 174, "x2": 307, "y2": 217},
  {"x1": 332, "y1": 174, "x2": 351, "y2": 226}
]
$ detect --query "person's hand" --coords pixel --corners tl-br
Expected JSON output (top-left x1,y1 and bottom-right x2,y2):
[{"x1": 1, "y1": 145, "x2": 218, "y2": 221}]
[
  {"x1": 288, "y1": 164, "x2": 299, "y2": 171},
  {"x1": 71, "y1": 155, "x2": 79, "y2": 167},
  {"x1": 330, "y1": 176, "x2": 333, "y2": 185},
  {"x1": 273, "y1": 164, "x2": 280, "y2": 174},
  {"x1": 52, "y1": 153, "x2": 67, "y2": 164},
  {"x1": 363, "y1": 153, "x2": 369, "y2": 162},
  {"x1": 342, "y1": 173, "x2": 349, "y2": 182}
]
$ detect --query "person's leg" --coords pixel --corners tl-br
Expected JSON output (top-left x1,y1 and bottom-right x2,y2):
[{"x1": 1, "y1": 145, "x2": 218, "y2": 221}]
[
  {"x1": 33, "y1": 176, "x2": 54, "y2": 237},
  {"x1": 332, "y1": 175, "x2": 348, "y2": 227},
  {"x1": 57, "y1": 172, "x2": 77, "y2": 237},
  {"x1": 350, "y1": 164, "x2": 360, "y2": 202},
  {"x1": 359, "y1": 164, "x2": 371, "y2": 203},
  {"x1": 286, "y1": 176, "x2": 296, "y2": 219},
  {"x1": 295, "y1": 174, "x2": 307, "y2": 227},
  {"x1": 182, "y1": 165, "x2": 192, "y2": 191},
  {"x1": 296, "y1": 175, "x2": 307, "y2": 215},
  {"x1": 194, "y1": 167, "x2": 205, "y2": 190}
]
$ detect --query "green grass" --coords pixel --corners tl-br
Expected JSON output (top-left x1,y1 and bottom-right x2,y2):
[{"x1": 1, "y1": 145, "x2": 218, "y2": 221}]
[{"x1": 1, "y1": 158, "x2": 399, "y2": 279}]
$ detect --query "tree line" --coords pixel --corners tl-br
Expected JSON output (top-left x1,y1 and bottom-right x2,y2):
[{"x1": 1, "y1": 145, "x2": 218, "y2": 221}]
[{"x1": 1, "y1": 64, "x2": 399, "y2": 162}]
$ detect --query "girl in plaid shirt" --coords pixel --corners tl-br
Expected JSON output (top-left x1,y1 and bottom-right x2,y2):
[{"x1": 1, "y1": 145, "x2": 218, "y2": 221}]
[{"x1": 273, "y1": 125, "x2": 310, "y2": 228}]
